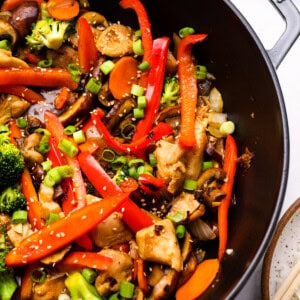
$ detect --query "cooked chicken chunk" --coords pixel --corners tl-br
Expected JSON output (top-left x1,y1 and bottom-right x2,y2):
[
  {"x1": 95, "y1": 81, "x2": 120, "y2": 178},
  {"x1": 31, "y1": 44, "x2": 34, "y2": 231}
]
[
  {"x1": 7, "y1": 222, "x2": 33, "y2": 247},
  {"x1": 90, "y1": 212, "x2": 133, "y2": 248},
  {"x1": 136, "y1": 219, "x2": 182, "y2": 272},
  {"x1": 95, "y1": 249, "x2": 133, "y2": 296}
]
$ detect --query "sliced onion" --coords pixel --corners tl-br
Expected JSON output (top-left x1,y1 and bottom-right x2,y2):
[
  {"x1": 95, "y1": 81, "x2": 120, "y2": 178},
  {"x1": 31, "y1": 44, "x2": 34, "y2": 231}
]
[
  {"x1": 208, "y1": 87, "x2": 223, "y2": 112},
  {"x1": 188, "y1": 218, "x2": 217, "y2": 241}
]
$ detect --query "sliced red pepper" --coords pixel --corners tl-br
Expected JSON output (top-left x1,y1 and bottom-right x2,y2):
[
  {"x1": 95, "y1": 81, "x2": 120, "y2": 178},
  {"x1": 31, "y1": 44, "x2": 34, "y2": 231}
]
[
  {"x1": 5, "y1": 192, "x2": 129, "y2": 267},
  {"x1": 91, "y1": 108, "x2": 172, "y2": 157},
  {"x1": 0, "y1": 85, "x2": 44, "y2": 103},
  {"x1": 77, "y1": 16, "x2": 98, "y2": 73},
  {"x1": 9, "y1": 119, "x2": 21, "y2": 146},
  {"x1": 177, "y1": 34, "x2": 207, "y2": 147},
  {"x1": 25, "y1": 52, "x2": 40, "y2": 65},
  {"x1": 21, "y1": 168, "x2": 45, "y2": 229},
  {"x1": 78, "y1": 151, "x2": 154, "y2": 232},
  {"x1": 119, "y1": 0, "x2": 152, "y2": 88},
  {"x1": 136, "y1": 258, "x2": 149, "y2": 294},
  {"x1": 0, "y1": 68, "x2": 78, "y2": 90},
  {"x1": 44, "y1": 110, "x2": 86, "y2": 210},
  {"x1": 57, "y1": 251, "x2": 112, "y2": 271},
  {"x1": 138, "y1": 173, "x2": 165, "y2": 195},
  {"x1": 218, "y1": 134, "x2": 238, "y2": 260},
  {"x1": 132, "y1": 37, "x2": 170, "y2": 141}
]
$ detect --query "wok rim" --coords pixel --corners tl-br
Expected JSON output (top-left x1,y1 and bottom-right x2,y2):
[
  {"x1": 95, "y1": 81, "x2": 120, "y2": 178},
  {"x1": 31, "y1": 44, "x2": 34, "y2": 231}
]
[{"x1": 223, "y1": 1, "x2": 289, "y2": 299}]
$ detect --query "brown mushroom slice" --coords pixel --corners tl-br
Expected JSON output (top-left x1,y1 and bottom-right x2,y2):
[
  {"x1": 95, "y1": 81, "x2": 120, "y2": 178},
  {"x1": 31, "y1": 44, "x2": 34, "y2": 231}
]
[
  {"x1": 40, "y1": 245, "x2": 71, "y2": 265},
  {"x1": 96, "y1": 24, "x2": 134, "y2": 57},
  {"x1": 81, "y1": 11, "x2": 108, "y2": 28},
  {"x1": 10, "y1": 1, "x2": 39, "y2": 39},
  {"x1": 177, "y1": 253, "x2": 198, "y2": 288},
  {"x1": 90, "y1": 212, "x2": 133, "y2": 248},
  {"x1": 11, "y1": 98, "x2": 30, "y2": 117},
  {"x1": 136, "y1": 219, "x2": 182, "y2": 272},
  {"x1": 95, "y1": 249, "x2": 133, "y2": 296},
  {"x1": 23, "y1": 132, "x2": 44, "y2": 164},
  {"x1": 7, "y1": 222, "x2": 33, "y2": 247},
  {"x1": 0, "y1": 49, "x2": 28, "y2": 67},
  {"x1": 166, "y1": 50, "x2": 178, "y2": 76},
  {"x1": 197, "y1": 167, "x2": 226, "y2": 188},
  {"x1": 0, "y1": 19, "x2": 17, "y2": 47},
  {"x1": 58, "y1": 92, "x2": 94, "y2": 125},
  {"x1": 97, "y1": 81, "x2": 115, "y2": 107}
]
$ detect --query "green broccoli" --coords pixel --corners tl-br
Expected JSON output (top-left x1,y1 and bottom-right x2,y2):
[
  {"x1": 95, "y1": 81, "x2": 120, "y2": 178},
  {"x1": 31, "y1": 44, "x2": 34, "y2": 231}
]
[
  {"x1": 0, "y1": 143, "x2": 25, "y2": 189},
  {"x1": 65, "y1": 272, "x2": 104, "y2": 300},
  {"x1": 0, "y1": 184, "x2": 26, "y2": 215},
  {"x1": 26, "y1": 18, "x2": 72, "y2": 51},
  {"x1": 160, "y1": 76, "x2": 180, "y2": 108}
]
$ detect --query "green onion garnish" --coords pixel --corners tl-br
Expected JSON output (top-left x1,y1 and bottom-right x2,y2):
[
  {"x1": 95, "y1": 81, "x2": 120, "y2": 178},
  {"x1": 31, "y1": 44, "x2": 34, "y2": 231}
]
[
  {"x1": 119, "y1": 281, "x2": 135, "y2": 298},
  {"x1": 131, "y1": 84, "x2": 145, "y2": 97},
  {"x1": 73, "y1": 130, "x2": 86, "y2": 144},
  {"x1": 12, "y1": 210, "x2": 28, "y2": 224},
  {"x1": 179, "y1": 26, "x2": 195, "y2": 38},
  {"x1": 219, "y1": 120, "x2": 235, "y2": 135},
  {"x1": 46, "y1": 212, "x2": 61, "y2": 224},
  {"x1": 100, "y1": 60, "x2": 115, "y2": 75},
  {"x1": 134, "y1": 29, "x2": 141, "y2": 37},
  {"x1": 86, "y1": 77, "x2": 102, "y2": 94},
  {"x1": 16, "y1": 117, "x2": 28, "y2": 128},
  {"x1": 67, "y1": 63, "x2": 81, "y2": 83},
  {"x1": 121, "y1": 123, "x2": 135, "y2": 140},
  {"x1": 43, "y1": 165, "x2": 74, "y2": 187},
  {"x1": 176, "y1": 224, "x2": 186, "y2": 239},
  {"x1": 38, "y1": 58, "x2": 53, "y2": 68},
  {"x1": 167, "y1": 211, "x2": 185, "y2": 223},
  {"x1": 81, "y1": 268, "x2": 97, "y2": 284},
  {"x1": 30, "y1": 268, "x2": 47, "y2": 284},
  {"x1": 138, "y1": 61, "x2": 150, "y2": 71},
  {"x1": 58, "y1": 138, "x2": 78, "y2": 158},
  {"x1": 183, "y1": 179, "x2": 198, "y2": 191},
  {"x1": 41, "y1": 160, "x2": 52, "y2": 172},
  {"x1": 64, "y1": 125, "x2": 76, "y2": 135},
  {"x1": 202, "y1": 161, "x2": 213, "y2": 171},
  {"x1": 137, "y1": 95, "x2": 147, "y2": 109},
  {"x1": 0, "y1": 39, "x2": 10, "y2": 50},
  {"x1": 101, "y1": 148, "x2": 116, "y2": 162},
  {"x1": 133, "y1": 108, "x2": 144, "y2": 119},
  {"x1": 133, "y1": 39, "x2": 144, "y2": 56},
  {"x1": 194, "y1": 65, "x2": 207, "y2": 80},
  {"x1": 148, "y1": 153, "x2": 157, "y2": 167}
]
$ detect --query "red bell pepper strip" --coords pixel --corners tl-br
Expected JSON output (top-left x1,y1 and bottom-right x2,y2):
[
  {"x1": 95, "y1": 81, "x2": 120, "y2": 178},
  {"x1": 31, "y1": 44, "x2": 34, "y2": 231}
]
[
  {"x1": 78, "y1": 151, "x2": 154, "y2": 232},
  {"x1": 91, "y1": 108, "x2": 173, "y2": 157},
  {"x1": 44, "y1": 110, "x2": 86, "y2": 210},
  {"x1": 21, "y1": 168, "x2": 45, "y2": 230},
  {"x1": 136, "y1": 258, "x2": 149, "y2": 294},
  {"x1": 57, "y1": 251, "x2": 113, "y2": 271},
  {"x1": 0, "y1": 68, "x2": 78, "y2": 90},
  {"x1": 0, "y1": 85, "x2": 44, "y2": 103},
  {"x1": 77, "y1": 16, "x2": 98, "y2": 73},
  {"x1": 9, "y1": 119, "x2": 21, "y2": 146},
  {"x1": 5, "y1": 192, "x2": 129, "y2": 267},
  {"x1": 177, "y1": 34, "x2": 207, "y2": 147},
  {"x1": 119, "y1": 0, "x2": 152, "y2": 88},
  {"x1": 132, "y1": 37, "x2": 170, "y2": 141},
  {"x1": 138, "y1": 173, "x2": 165, "y2": 195},
  {"x1": 218, "y1": 134, "x2": 238, "y2": 260}
]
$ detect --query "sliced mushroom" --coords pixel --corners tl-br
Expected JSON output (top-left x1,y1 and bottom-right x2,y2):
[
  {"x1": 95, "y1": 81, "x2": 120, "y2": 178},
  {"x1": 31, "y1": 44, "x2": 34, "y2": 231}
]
[
  {"x1": 11, "y1": 98, "x2": 30, "y2": 117},
  {"x1": 41, "y1": 245, "x2": 71, "y2": 265},
  {"x1": 58, "y1": 92, "x2": 94, "y2": 125},
  {"x1": 97, "y1": 81, "x2": 115, "y2": 107},
  {"x1": 197, "y1": 167, "x2": 226, "y2": 188},
  {"x1": 10, "y1": 1, "x2": 39, "y2": 39},
  {"x1": 0, "y1": 19, "x2": 17, "y2": 48},
  {"x1": 81, "y1": 11, "x2": 108, "y2": 28},
  {"x1": 0, "y1": 48, "x2": 28, "y2": 67},
  {"x1": 96, "y1": 24, "x2": 134, "y2": 57},
  {"x1": 7, "y1": 222, "x2": 34, "y2": 247},
  {"x1": 22, "y1": 132, "x2": 44, "y2": 164}
]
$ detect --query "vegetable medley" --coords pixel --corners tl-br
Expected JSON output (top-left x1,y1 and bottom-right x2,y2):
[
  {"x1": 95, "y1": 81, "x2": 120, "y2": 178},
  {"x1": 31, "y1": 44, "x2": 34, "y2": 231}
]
[{"x1": 0, "y1": 0, "x2": 252, "y2": 299}]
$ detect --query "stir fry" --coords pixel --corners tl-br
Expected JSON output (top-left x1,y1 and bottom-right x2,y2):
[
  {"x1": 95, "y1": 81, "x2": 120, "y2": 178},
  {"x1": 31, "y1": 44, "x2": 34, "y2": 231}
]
[{"x1": 0, "y1": 0, "x2": 251, "y2": 299}]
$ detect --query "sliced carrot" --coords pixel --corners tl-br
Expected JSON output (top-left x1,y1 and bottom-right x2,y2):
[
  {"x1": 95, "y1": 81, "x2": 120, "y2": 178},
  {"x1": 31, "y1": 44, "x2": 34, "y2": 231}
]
[
  {"x1": 108, "y1": 56, "x2": 138, "y2": 100},
  {"x1": 176, "y1": 258, "x2": 220, "y2": 300},
  {"x1": 78, "y1": 138, "x2": 100, "y2": 154},
  {"x1": 9, "y1": 119, "x2": 22, "y2": 145},
  {"x1": 1, "y1": 0, "x2": 43, "y2": 11},
  {"x1": 54, "y1": 86, "x2": 70, "y2": 110},
  {"x1": 136, "y1": 258, "x2": 149, "y2": 294},
  {"x1": 46, "y1": 0, "x2": 79, "y2": 21}
]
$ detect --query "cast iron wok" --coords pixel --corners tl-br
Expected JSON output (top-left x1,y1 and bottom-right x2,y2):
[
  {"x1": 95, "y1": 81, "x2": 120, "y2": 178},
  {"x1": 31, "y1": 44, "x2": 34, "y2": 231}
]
[{"x1": 88, "y1": 0, "x2": 295, "y2": 299}]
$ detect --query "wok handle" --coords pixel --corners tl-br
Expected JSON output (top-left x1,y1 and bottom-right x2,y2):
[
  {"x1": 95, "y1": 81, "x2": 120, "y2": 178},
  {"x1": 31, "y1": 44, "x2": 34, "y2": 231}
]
[{"x1": 268, "y1": 0, "x2": 300, "y2": 69}]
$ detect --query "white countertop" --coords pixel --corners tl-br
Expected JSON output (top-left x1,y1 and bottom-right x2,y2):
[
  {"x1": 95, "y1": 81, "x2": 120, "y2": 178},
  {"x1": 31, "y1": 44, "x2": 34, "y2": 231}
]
[{"x1": 230, "y1": 0, "x2": 300, "y2": 298}]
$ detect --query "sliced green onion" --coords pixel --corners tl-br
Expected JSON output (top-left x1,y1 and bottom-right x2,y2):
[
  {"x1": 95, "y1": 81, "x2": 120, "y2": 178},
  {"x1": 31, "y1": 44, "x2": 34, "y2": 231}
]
[
  {"x1": 183, "y1": 179, "x2": 198, "y2": 191},
  {"x1": 73, "y1": 130, "x2": 86, "y2": 144},
  {"x1": 219, "y1": 120, "x2": 235, "y2": 135},
  {"x1": 30, "y1": 268, "x2": 47, "y2": 284},
  {"x1": 101, "y1": 148, "x2": 116, "y2": 162},
  {"x1": 112, "y1": 156, "x2": 127, "y2": 167},
  {"x1": 167, "y1": 211, "x2": 185, "y2": 223},
  {"x1": 0, "y1": 233, "x2": 5, "y2": 249},
  {"x1": 133, "y1": 108, "x2": 144, "y2": 119},
  {"x1": 176, "y1": 224, "x2": 186, "y2": 239},
  {"x1": 16, "y1": 117, "x2": 28, "y2": 128},
  {"x1": 11, "y1": 210, "x2": 28, "y2": 224},
  {"x1": 38, "y1": 142, "x2": 50, "y2": 154},
  {"x1": 121, "y1": 123, "x2": 135, "y2": 140},
  {"x1": 138, "y1": 61, "x2": 150, "y2": 71},
  {"x1": 67, "y1": 63, "x2": 81, "y2": 83},
  {"x1": 194, "y1": 65, "x2": 207, "y2": 80},
  {"x1": 137, "y1": 95, "x2": 147, "y2": 109},
  {"x1": 148, "y1": 153, "x2": 157, "y2": 167},
  {"x1": 0, "y1": 125, "x2": 9, "y2": 133},
  {"x1": 179, "y1": 26, "x2": 195, "y2": 38},
  {"x1": 128, "y1": 158, "x2": 144, "y2": 167},
  {"x1": 134, "y1": 29, "x2": 141, "y2": 37},
  {"x1": 133, "y1": 39, "x2": 144, "y2": 56},
  {"x1": 43, "y1": 165, "x2": 74, "y2": 187},
  {"x1": 35, "y1": 128, "x2": 51, "y2": 136},
  {"x1": 86, "y1": 77, "x2": 102, "y2": 94},
  {"x1": 38, "y1": 58, "x2": 53, "y2": 68},
  {"x1": 119, "y1": 280, "x2": 135, "y2": 298},
  {"x1": 81, "y1": 268, "x2": 97, "y2": 284},
  {"x1": 128, "y1": 166, "x2": 138, "y2": 179},
  {"x1": 41, "y1": 160, "x2": 52, "y2": 172},
  {"x1": 202, "y1": 161, "x2": 213, "y2": 171},
  {"x1": 58, "y1": 138, "x2": 78, "y2": 158},
  {"x1": 46, "y1": 212, "x2": 60, "y2": 224},
  {"x1": 63, "y1": 125, "x2": 76, "y2": 135},
  {"x1": 131, "y1": 84, "x2": 145, "y2": 97},
  {"x1": 0, "y1": 39, "x2": 10, "y2": 50},
  {"x1": 100, "y1": 60, "x2": 115, "y2": 75}
]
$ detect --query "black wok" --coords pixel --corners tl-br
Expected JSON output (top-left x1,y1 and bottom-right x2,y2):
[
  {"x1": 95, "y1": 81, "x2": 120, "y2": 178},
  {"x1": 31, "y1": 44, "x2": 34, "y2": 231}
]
[{"x1": 89, "y1": 0, "x2": 296, "y2": 299}]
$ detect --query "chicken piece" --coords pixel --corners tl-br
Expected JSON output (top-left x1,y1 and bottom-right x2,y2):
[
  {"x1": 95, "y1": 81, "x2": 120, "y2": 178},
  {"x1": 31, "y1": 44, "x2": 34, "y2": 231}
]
[
  {"x1": 154, "y1": 140, "x2": 186, "y2": 194},
  {"x1": 185, "y1": 107, "x2": 208, "y2": 180},
  {"x1": 23, "y1": 132, "x2": 44, "y2": 164},
  {"x1": 90, "y1": 212, "x2": 133, "y2": 248},
  {"x1": 95, "y1": 249, "x2": 133, "y2": 296},
  {"x1": 136, "y1": 219, "x2": 182, "y2": 272},
  {"x1": 40, "y1": 245, "x2": 71, "y2": 265},
  {"x1": 7, "y1": 222, "x2": 33, "y2": 247},
  {"x1": 47, "y1": 45, "x2": 78, "y2": 69},
  {"x1": 168, "y1": 192, "x2": 205, "y2": 222}
]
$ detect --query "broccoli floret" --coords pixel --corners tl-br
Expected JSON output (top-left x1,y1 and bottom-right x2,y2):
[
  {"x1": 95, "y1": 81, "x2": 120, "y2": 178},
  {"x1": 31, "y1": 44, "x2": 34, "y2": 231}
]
[
  {"x1": 26, "y1": 18, "x2": 72, "y2": 51},
  {"x1": 0, "y1": 184, "x2": 26, "y2": 215},
  {"x1": 65, "y1": 272, "x2": 104, "y2": 300},
  {"x1": 0, "y1": 143, "x2": 25, "y2": 189},
  {"x1": 160, "y1": 76, "x2": 180, "y2": 108},
  {"x1": 0, "y1": 249, "x2": 17, "y2": 300}
]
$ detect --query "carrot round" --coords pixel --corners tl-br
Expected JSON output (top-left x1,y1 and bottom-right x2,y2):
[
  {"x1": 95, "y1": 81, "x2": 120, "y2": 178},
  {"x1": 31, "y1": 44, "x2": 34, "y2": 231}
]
[
  {"x1": 108, "y1": 56, "x2": 138, "y2": 100},
  {"x1": 176, "y1": 258, "x2": 220, "y2": 300},
  {"x1": 54, "y1": 86, "x2": 70, "y2": 110},
  {"x1": 46, "y1": 0, "x2": 79, "y2": 21}
]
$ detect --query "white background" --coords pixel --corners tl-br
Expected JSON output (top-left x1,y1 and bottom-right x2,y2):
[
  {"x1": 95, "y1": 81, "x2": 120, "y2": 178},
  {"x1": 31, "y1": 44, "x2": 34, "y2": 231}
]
[{"x1": 231, "y1": 0, "x2": 300, "y2": 298}]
